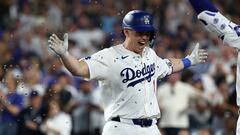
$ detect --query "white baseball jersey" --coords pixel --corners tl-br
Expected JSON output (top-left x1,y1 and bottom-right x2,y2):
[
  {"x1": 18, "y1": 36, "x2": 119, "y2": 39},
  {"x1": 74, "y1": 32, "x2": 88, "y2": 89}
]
[
  {"x1": 84, "y1": 44, "x2": 173, "y2": 121},
  {"x1": 237, "y1": 51, "x2": 240, "y2": 106}
]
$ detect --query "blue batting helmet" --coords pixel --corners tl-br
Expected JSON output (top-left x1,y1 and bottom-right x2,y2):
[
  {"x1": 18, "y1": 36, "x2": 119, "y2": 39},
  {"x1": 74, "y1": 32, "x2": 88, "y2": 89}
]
[{"x1": 122, "y1": 10, "x2": 156, "y2": 47}]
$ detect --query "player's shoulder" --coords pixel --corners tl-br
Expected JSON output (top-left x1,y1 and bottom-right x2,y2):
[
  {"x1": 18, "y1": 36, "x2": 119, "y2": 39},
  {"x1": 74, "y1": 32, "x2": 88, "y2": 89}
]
[
  {"x1": 88, "y1": 44, "x2": 121, "y2": 60},
  {"x1": 93, "y1": 45, "x2": 116, "y2": 55},
  {"x1": 111, "y1": 44, "x2": 124, "y2": 50},
  {"x1": 109, "y1": 44, "x2": 126, "y2": 55},
  {"x1": 145, "y1": 47, "x2": 160, "y2": 58},
  {"x1": 99, "y1": 44, "x2": 122, "y2": 52},
  {"x1": 145, "y1": 46, "x2": 155, "y2": 53}
]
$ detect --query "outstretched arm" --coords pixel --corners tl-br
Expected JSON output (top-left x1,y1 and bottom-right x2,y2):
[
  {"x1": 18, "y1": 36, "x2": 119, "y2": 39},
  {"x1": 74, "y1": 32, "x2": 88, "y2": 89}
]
[
  {"x1": 189, "y1": 0, "x2": 218, "y2": 14},
  {"x1": 48, "y1": 33, "x2": 90, "y2": 78},
  {"x1": 189, "y1": 0, "x2": 240, "y2": 49},
  {"x1": 189, "y1": 0, "x2": 240, "y2": 108},
  {"x1": 170, "y1": 43, "x2": 208, "y2": 73}
]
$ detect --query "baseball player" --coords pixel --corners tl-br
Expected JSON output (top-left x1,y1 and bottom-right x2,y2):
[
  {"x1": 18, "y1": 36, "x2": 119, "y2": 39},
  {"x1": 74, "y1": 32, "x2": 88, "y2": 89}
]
[
  {"x1": 48, "y1": 10, "x2": 208, "y2": 135},
  {"x1": 188, "y1": 0, "x2": 240, "y2": 134}
]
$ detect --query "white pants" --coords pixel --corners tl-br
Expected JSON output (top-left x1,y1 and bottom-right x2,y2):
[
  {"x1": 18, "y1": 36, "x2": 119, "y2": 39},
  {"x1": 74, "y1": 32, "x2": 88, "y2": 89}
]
[
  {"x1": 102, "y1": 121, "x2": 161, "y2": 135},
  {"x1": 237, "y1": 116, "x2": 240, "y2": 135}
]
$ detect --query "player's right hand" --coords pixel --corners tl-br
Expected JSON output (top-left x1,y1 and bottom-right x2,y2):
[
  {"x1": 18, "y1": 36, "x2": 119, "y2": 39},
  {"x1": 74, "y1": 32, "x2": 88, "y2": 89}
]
[{"x1": 48, "y1": 33, "x2": 69, "y2": 56}]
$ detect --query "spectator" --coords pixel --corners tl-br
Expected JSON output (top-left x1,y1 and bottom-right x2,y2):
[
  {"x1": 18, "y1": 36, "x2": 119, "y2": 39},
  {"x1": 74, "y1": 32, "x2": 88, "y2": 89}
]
[
  {"x1": 71, "y1": 80, "x2": 95, "y2": 135},
  {"x1": 40, "y1": 98, "x2": 72, "y2": 135},
  {"x1": 17, "y1": 90, "x2": 45, "y2": 135},
  {"x1": 157, "y1": 72, "x2": 201, "y2": 135},
  {"x1": 0, "y1": 69, "x2": 24, "y2": 135}
]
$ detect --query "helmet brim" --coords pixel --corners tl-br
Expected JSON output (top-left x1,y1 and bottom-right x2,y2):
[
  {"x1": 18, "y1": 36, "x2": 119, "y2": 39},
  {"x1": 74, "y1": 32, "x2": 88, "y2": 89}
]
[
  {"x1": 123, "y1": 25, "x2": 156, "y2": 32},
  {"x1": 132, "y1": 25, "x2": 156, "y2": 33}
]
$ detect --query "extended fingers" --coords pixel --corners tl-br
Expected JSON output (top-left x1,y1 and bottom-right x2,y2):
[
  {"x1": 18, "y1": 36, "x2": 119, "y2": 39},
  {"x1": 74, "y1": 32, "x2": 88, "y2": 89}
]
[
  {"x1": 48, "y1": 34, "x2": 56, "y2": 44},
  {"x1": 51, "y1": 34, "x2": 61, "y2": 41},
  {"x1": 198, "y1": 49, "x2": 208, "y2": 56},
  {"x1": 48, "y1": 34, "x2": 63, "y2": 46},
  {"x1": 198, "y1": 49, "x2": 208, "y2": 62}
]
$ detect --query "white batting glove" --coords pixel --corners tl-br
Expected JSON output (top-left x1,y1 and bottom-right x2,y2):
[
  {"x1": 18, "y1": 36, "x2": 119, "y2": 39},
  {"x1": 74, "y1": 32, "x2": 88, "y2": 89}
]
[
  {"x1": 48, "y1": 33, "x2": 69, "y2": 56},
  {"x1": 186, "y1": 43, "x2": 208, "y2": 65}
]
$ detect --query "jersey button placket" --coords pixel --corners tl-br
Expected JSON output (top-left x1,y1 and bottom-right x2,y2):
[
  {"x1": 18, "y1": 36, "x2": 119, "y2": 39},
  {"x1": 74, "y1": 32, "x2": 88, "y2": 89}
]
[{"x1": 141, "y1": 55, "x2": 150, "y2": 116}]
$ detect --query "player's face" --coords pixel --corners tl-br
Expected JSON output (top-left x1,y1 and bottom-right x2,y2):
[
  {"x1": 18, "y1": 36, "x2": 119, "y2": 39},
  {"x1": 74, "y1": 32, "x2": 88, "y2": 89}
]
[{"x1": 128, "y1": 30, "x2": 151, "y2": 54}]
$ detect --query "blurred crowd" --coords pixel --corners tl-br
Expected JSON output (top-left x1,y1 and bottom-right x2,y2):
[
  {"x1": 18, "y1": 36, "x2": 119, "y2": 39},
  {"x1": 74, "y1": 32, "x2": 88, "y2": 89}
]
[{"x1": 0, "y1": 0, "x2": 240, "y2": 135}]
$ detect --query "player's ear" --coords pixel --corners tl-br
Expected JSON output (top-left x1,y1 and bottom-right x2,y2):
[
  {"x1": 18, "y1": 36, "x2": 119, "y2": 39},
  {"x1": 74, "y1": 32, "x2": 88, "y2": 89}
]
[{"x1": 123, "y1": 29, "x2": 130, "y2": 37}]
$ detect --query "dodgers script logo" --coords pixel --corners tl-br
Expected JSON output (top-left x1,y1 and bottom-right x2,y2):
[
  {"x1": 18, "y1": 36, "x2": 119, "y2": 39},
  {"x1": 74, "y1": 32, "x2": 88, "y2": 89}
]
[{"x1": 120, "y1": 63, "x2": 155, "y2": 87}]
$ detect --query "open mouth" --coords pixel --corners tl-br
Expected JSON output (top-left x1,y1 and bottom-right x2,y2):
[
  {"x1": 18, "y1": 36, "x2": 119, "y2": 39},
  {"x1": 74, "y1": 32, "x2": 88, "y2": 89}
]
[{"x1": 138, "y1": 41, "x2": 147, "y2": 46}]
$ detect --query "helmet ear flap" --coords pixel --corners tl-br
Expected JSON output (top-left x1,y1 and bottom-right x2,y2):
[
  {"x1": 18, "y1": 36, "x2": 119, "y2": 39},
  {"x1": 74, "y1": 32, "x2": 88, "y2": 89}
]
[
  {"x1": 122, "y1": 30, "x2": 125, "y2": 37},
  {"x1": 149, "y1": 31, "x2": 156, "y2": 48}
]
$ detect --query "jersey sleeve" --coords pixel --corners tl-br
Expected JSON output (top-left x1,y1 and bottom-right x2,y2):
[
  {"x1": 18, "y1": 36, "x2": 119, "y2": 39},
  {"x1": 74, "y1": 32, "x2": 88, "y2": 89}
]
[
  {"x1": 83, "y1": 48, "x2": 110, "y2": 80},
  {"x1": 146, "y1": 48, "x2": 173, "y2": 79},
  {"x1": 155, "y1": 57, "x2": 173, "y2": 79},
  {"x1": 152, "y1": 49, "x2": 173, "y2": 79}
]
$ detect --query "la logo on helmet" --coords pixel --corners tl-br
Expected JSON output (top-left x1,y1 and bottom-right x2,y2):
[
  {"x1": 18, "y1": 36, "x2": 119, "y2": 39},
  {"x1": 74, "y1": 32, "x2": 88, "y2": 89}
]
[{"x1": 143, "y1": 16, "x2": 150, "y2": 24}]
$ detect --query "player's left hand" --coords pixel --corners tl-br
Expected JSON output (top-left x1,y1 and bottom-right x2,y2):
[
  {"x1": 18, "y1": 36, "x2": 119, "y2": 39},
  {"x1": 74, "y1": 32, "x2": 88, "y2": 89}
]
[{"x1": 186, "y1": 43, "x2": 208, "y2": 65}]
